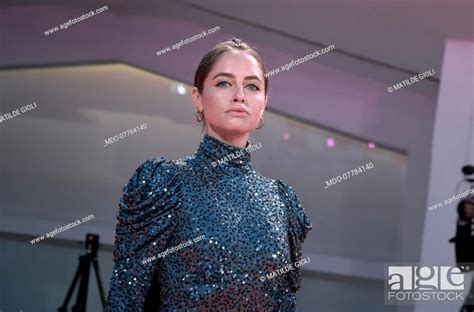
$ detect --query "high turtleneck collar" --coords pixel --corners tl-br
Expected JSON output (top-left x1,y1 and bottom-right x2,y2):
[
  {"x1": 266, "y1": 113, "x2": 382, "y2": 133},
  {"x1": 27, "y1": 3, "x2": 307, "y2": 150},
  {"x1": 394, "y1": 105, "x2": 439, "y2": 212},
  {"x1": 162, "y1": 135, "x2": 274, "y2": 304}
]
[{"x1": 195, "y1": 133, "x2": 253, "y2": 170}]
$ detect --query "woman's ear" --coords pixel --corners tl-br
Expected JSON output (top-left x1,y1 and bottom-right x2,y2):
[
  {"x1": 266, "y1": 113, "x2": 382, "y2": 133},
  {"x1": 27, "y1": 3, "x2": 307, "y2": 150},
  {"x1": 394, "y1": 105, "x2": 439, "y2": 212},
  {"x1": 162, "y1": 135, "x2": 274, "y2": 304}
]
[{"x1": 191, "y1": 87, "x2": 202, "y2": 111}]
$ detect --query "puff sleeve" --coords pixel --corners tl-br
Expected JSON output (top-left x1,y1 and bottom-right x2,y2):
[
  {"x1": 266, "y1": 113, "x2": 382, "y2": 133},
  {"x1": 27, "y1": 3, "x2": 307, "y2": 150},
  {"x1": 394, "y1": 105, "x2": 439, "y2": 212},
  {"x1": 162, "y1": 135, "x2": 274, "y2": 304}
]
[
  {"x1": 276, "y1": 179, "x2": 313, "y2": 291},
  {"x1": 105, "y1": 157, "x2": 183, "y2": 312}
]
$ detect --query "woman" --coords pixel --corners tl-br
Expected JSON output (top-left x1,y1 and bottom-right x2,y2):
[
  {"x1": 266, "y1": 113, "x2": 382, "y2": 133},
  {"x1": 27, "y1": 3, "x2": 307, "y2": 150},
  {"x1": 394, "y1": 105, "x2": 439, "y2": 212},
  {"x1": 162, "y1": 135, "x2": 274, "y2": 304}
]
[{"x1": 105, "y1": 38, "x2": 312, "y2": 311}]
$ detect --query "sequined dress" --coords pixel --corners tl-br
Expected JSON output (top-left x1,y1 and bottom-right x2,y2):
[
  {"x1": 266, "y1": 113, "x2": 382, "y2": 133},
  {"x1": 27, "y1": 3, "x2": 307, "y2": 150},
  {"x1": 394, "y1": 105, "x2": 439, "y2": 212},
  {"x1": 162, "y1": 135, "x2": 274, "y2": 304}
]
[{"x1": 105, "y1": 133, "x2": 312, "y2": 311}]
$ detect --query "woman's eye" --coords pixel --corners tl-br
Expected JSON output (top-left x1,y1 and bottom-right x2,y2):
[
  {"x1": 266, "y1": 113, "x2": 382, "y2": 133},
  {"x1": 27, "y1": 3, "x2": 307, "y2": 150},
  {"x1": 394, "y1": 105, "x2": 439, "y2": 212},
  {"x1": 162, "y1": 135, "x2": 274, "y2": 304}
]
[
  {"x1": 216, "y1": 81, "x2": 231, "y2": 87},
  {"x1": 216, "y1": 81, "x2": 259, "y2": 91},
  {"x1": 247, "y1": 84, "x2": 260, "y2": 91}
]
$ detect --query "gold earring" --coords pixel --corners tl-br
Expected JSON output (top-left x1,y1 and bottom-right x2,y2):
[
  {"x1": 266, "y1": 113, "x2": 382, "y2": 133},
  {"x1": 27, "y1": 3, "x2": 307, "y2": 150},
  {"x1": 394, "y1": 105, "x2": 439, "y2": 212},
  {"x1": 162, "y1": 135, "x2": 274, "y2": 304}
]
[{"x1": 195, "y1": 110, "x2": 204, "y2": 123}]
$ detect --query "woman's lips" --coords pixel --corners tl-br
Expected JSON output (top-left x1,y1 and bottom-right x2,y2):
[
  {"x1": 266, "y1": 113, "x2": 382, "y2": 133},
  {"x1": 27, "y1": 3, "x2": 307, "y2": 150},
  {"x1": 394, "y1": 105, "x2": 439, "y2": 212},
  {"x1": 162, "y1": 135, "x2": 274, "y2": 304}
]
[
  {"x1": 227, "y1": 106, "x2": 249, "y2": 114},
  {"x1": 227, "y1": 109, "x2": 248, "y2": 116}
]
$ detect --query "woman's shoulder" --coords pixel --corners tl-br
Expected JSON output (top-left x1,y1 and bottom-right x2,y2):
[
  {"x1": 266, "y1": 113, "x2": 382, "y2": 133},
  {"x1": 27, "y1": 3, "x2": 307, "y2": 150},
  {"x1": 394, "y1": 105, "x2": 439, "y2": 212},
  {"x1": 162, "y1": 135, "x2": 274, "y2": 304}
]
[
  {"x1": 119, "y1": 156, "x2": 185, "y2": 211},
  {"x1": 273, "y1": 178, "x2": 313, "y2": 236},
  {"x1": 113, "y1": 157, "x2": 186, "y2": 262},
  {"x1": 272, "y1": 178, "x2": 313, "y2": 291},
  {"x1": 274, "y1": 179, "x2": 306, "y2": 208},
  {"x1": 137, "y1": 155, "x2": 181, "y2": 171},
  {"x1": 129, "y1": 156, "x2": 187, "y2": 183}
]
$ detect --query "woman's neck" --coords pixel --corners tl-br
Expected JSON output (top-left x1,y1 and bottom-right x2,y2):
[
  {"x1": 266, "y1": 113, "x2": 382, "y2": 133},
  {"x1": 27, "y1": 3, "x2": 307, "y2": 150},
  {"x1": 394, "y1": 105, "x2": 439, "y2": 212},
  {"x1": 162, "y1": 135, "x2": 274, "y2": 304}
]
[{"x1": 205, "y1": 129, "x2": 249, "y2": 149}]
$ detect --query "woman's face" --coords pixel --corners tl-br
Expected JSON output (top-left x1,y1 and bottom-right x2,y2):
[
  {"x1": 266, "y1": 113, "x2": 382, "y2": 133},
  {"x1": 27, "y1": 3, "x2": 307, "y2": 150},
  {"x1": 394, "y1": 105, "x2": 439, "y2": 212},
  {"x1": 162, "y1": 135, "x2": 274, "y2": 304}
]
[{"x1": 192, "y1": 49, "x2": 267, "y2": 138}]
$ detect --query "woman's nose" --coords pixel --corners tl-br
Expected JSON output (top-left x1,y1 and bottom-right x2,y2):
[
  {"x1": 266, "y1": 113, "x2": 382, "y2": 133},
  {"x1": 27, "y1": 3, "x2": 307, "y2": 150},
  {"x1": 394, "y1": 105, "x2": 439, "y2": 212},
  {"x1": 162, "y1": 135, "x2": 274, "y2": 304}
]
[{"x1": 233, "y1": 86, "x2": 245, "y2": 103}]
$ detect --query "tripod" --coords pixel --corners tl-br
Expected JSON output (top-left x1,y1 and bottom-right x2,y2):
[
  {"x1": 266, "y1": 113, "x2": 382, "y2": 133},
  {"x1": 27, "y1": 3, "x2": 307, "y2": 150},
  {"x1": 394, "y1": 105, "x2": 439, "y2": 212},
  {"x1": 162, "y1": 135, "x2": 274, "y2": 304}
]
[{"x1": 58, "y1": 233, "x2": 106, "y2": 312}]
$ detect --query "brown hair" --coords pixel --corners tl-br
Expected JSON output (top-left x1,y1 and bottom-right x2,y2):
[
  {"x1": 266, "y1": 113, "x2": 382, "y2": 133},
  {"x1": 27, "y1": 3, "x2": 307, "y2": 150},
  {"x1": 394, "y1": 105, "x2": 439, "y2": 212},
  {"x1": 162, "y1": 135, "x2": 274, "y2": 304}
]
[{"x1": 194, "y1": 37, "x2": 268, "y2": 131}]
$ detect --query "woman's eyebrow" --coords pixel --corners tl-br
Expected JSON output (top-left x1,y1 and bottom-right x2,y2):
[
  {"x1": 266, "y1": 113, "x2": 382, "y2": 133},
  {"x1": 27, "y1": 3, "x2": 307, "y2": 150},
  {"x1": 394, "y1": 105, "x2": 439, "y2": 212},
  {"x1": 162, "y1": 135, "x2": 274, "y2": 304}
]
[{"x1": 212, "y1": 72, "x2": 262, "y2": 83}]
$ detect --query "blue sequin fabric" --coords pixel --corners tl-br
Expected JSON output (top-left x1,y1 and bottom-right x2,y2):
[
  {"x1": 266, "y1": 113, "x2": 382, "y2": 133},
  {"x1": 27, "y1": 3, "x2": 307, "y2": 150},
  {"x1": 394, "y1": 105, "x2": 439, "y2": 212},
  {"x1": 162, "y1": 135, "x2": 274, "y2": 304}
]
[{"x1": 105, "y1": 133, "x2": 312, "y2": 311}]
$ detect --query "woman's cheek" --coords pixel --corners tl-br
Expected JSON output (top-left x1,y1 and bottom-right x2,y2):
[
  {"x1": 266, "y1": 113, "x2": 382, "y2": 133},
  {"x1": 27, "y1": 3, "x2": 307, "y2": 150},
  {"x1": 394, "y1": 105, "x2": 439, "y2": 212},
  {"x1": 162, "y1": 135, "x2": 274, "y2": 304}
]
[
  {"x1": 249, "y1": 91, "x2": 265, "y2": 102},
  {"x1": 210, "y1": 89, "x2": 230, "y2": 102}
]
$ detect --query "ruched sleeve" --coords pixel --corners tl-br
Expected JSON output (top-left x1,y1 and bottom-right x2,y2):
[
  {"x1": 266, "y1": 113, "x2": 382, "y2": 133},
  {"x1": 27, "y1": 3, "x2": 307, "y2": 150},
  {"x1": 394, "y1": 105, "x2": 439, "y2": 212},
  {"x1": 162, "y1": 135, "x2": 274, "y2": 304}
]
[
  {"x1": 105, "y1": 157, "x2": 183, "y2": 312},
  {"x1": 276, "y1": 179, "x2": 313, "y2": 291}
]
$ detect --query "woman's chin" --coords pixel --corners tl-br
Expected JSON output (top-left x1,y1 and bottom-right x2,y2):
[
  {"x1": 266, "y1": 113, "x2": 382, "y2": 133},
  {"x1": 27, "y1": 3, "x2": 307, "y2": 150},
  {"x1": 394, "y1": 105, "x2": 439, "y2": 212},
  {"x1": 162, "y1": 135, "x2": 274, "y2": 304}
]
[{"x1": 216, "y1": 125, "x2": 252, "y2": 135}]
